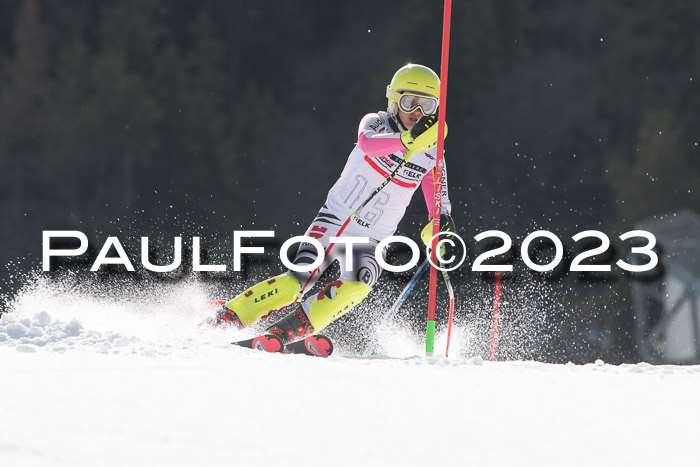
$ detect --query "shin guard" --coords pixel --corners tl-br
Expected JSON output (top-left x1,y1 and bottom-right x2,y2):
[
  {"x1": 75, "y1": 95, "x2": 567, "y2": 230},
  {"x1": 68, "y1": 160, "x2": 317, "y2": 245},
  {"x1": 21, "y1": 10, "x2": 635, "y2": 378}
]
[
  {"x1": 306, "y1": 280, "x2": 372, "y2": 332},
  {"x1": 224, "y1": 273, "x2": 301, "y2": 327}
]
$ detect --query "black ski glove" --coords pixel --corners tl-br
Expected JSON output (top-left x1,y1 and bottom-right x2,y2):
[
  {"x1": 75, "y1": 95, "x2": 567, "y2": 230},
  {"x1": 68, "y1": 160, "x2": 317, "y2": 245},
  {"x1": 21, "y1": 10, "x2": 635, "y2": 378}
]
[
  {"x1": 400, "y1": 113, "x2": 438, "y2": 149},
  {"x1": 411, "y1": 113, "x2": 438, "y2": 139}
]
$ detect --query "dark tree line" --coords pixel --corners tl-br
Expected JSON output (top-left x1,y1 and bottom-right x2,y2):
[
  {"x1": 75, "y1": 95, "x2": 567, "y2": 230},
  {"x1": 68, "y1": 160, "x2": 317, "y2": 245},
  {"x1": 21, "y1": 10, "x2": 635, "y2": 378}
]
[{"x1": 1, "y1": 0, "x2": 699, "y2": 361}]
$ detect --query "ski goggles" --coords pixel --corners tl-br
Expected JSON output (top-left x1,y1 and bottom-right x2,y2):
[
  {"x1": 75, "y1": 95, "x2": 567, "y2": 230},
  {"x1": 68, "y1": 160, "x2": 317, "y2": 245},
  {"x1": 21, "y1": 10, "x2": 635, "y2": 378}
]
[{"x1": 398, "y1": 93, "x2": 438, "y2": 115}]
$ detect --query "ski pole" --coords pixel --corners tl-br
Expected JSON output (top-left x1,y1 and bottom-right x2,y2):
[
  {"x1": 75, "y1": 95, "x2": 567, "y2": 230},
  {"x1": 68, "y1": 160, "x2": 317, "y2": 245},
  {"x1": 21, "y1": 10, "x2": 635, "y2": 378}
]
[
  {"x1": 363, "y1": 257, "x2": 429, "y2": 356},
  {"x1": 443, "y1": 269, "x2": 456, "y2": 357}
]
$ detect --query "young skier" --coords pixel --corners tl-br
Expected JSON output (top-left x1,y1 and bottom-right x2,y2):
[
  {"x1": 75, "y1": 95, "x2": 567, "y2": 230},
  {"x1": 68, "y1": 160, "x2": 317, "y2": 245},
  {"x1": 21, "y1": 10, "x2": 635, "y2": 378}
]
[{"x1": 214, "y1": 63, "x2": 455, "y2": 351}]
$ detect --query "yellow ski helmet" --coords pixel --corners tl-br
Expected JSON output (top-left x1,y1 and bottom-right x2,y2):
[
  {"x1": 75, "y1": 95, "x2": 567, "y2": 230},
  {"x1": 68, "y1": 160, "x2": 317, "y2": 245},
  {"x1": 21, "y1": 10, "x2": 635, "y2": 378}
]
[{"x1": 386, "y1": 64, "x2": 440, "y2": 117}]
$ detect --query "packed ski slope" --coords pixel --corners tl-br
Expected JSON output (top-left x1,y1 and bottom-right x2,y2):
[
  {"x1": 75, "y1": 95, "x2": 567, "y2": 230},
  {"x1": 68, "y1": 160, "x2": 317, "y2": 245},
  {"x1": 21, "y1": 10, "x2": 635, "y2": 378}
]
[{"x1": 2, "y1": 279, "x2": 700, "y2": 467}]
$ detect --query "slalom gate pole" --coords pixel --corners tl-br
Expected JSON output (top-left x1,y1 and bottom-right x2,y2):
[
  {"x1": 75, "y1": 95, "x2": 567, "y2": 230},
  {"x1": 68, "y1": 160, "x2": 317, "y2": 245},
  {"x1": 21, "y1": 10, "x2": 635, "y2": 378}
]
[
  {"x1": 489, "y1": 272, "x2": 503, "y2": 361},
  {"x1": 426, "y1": 0, "x2": 452, "y2": 356},
  {"x1": 443, "y1": 270, "x2": 455, "y2": 357},
  {"x1": 363, "y1": 257, "x2": 429, "y2": 356}
]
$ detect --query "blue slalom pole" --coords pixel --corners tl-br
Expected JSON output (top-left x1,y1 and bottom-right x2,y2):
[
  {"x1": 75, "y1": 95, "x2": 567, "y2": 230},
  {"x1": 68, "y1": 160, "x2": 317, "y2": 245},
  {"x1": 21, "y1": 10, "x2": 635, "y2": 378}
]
[{"x1": 363, "y1": 257, "x2": 430, "y2": 355}]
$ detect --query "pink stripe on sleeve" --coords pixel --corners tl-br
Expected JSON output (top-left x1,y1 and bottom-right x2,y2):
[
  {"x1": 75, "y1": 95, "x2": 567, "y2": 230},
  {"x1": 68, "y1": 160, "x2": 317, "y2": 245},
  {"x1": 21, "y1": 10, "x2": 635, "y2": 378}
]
[{"x1": 357, "y1": 114, "x2": 407, "y2": 158}]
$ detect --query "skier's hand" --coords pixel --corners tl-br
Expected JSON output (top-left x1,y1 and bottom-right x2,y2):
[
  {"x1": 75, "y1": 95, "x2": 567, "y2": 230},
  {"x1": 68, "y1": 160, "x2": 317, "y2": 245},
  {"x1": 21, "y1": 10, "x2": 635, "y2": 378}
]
[
  {"x1": 439, "y1": 213, "x2": 456, "y2": 235},
  {"x1": 400, "y1": 114, "x2": 447, "y2": 154},
  {"x1": 412, "y1": 114, "x2": 438, "y2": 139},
  {"x1": 420, "y1": 214, "x2": 457, "y2": 263},
  {"x1": 400, "y1": 114, "x2": 436, "y2": 149},
  {"x1": 420, "y1": 214, "x2": 456, "y2": 242}
]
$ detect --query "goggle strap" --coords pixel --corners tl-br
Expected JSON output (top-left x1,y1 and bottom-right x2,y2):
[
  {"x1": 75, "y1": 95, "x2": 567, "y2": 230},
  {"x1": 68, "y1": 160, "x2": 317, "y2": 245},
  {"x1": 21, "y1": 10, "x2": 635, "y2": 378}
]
[{"x1": 386, "y1": 87, "x2": 402, "y2": 101}]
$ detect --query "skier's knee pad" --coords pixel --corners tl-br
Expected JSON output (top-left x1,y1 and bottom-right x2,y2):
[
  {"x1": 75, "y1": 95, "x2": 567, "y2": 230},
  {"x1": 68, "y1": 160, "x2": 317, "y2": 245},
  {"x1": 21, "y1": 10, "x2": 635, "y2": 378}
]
[
  {"x1": 305, "y1": 280, "x2": 372, "y2": 331},
  {"x1": 224, "y1": 273, "x2": 301, "y2": 326}
]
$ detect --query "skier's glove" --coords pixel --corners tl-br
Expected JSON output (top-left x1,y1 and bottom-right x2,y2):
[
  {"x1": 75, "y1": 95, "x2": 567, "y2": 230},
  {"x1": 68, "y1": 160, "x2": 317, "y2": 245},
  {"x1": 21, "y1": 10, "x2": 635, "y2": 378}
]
[
  {"x1": 401, "y1": 114, "x2": 437, "y2": 146},
  {"x1": 400, "y1": 114, "x2": 447, "y2": 155},
  {"x1": 420, "y1": 214, "x2": 457, "y2": 263}
]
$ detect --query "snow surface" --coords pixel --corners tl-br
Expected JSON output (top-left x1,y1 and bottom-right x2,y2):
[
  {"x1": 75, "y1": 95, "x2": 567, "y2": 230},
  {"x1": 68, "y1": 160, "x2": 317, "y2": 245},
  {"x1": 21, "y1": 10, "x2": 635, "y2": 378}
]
[{"x1": 2, "y1": 278, "x2": 700, "y2": 466}]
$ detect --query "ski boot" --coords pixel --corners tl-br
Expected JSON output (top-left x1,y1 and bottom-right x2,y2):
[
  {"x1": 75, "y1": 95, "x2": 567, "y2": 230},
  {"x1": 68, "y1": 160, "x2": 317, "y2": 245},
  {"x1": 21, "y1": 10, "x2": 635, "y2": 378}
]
[{"x1": 266, "y1": 279, "x2": 372, "y2": 343}]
